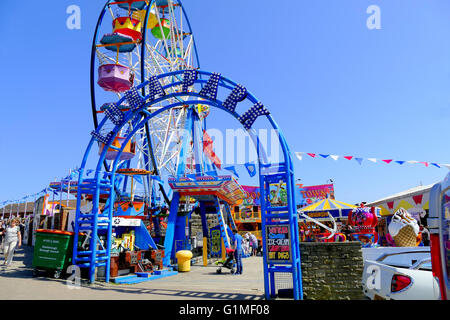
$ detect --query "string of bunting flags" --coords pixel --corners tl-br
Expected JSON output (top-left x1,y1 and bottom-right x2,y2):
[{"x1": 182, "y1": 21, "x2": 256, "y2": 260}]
[
  {"x1": 294, "y1": 152, "x2": 450, "y2": 170},
  {"x1": 0, "y1": 164, "x2": 170, "y2": 210}
]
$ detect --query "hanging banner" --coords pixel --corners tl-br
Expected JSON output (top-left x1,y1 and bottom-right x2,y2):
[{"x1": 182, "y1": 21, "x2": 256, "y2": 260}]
[
  {"x1": 266, "y1": 224, "x2": 292, "y2": 263},
  {"x1": 233, "y1": 186, "x2": 261, "y2": 223},
  {"x1": 241, "y1": 185, "x2": 261, "y2": 206},
  {"x1": 112, "y1": 217, "x2": 141, "y2": 227},
  {"x1": 296, "y1": 184, "x2": 335, "y2": 206},
  {"x1": 265, "y1": 183, "x2": 335, "y2": 207}
]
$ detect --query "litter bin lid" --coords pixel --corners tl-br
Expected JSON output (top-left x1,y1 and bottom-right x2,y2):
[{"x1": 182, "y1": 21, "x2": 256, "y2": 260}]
[{"x1": 36, "y1": 229, "x2": 75, "y2": 236}]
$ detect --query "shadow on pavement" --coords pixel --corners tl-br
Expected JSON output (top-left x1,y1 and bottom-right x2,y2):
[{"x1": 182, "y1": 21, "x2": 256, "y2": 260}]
[{"x1": 84, "y1": 282, "x2": 264, "y2": 300}]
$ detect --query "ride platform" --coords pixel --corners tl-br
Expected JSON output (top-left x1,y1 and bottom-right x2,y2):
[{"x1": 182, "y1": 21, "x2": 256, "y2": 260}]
[
  {"x1": 111, "y1": 268, "x2": 178, "y2": 284},
  {"x1": 168, "y1": 175, "x2": 246, "y2": 204}
]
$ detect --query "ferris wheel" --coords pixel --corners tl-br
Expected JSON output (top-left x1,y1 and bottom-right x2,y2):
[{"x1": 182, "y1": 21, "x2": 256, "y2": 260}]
[{"x1": 90, "y1": 0, "x2": 200, "y2": 205}]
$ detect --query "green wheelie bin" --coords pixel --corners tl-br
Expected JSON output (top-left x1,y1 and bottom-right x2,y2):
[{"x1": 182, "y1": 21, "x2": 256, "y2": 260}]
[{"x1": 32, "y1": 229, "x2": 83, "y2": 279}]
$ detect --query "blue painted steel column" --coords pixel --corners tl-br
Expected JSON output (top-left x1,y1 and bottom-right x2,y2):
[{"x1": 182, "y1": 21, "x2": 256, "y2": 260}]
[
  {"x1": 163, "y1": 192, "x2": 180, "y2": 266},
  {"x1": 173, "y1": 211, "x2": 188, "y2": 256},
  {"x1": 199, "y1": 202, "x2": 209, "y2": 237},
  {"x1": 259, "y1": 167, "x2": 271, "y2": 299}
]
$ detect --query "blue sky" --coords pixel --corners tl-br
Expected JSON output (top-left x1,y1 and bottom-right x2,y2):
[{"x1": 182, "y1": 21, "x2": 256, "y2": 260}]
[{"x1": 0, "y1": 0, "x2": 449, "y2": 205}]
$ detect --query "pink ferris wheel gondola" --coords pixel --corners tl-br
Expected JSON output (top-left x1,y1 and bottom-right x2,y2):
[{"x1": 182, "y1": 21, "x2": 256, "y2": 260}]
[{"x1": 97, "y1": 63, "x2": 134, "y2": 93}]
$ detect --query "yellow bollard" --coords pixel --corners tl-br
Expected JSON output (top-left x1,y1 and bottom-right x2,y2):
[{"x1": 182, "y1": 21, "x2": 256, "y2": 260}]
[
  {"x1": 176, "y1": 250, "x2": 193, "y2": 272},
  {"x1": 203, "y1": 237, "x2": 208, "y2": 266}
]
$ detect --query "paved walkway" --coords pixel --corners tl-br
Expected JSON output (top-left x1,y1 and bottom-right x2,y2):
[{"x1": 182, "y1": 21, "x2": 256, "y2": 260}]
[{"x1": 0, "y1": 246, "x2": 265, "y2": 300}]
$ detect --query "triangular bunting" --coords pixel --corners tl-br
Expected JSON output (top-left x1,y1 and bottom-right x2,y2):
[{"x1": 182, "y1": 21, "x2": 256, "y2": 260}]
[
  {"x1": 295, "y1": 152, "x2": 304, "y2": 160},
  {"x1": 286, "y1": 151, "x2": 446, "y2": 171},
  {"x1": 244, "y1": 162, "x2": 257, "y2": 177},
  {"x1": 120, "y1": 202, "x2": 130, "y2": 212},
  {"x1": 330, "y1": 155, "x2": 339, "y2": 161},
  {"x1": 224, "y1": 166, "x2": 239, "y2": 178},
  {"x1": 412, "y1": 194, "x2": 423, "y2": 205},
  {"x1": 133, "y1": 202, "x2": 144, "y2": 212}
]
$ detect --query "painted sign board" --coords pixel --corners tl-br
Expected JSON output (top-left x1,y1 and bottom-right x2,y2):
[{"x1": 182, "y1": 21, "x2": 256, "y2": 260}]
[
  {"x1": 210, "y1": 225, "x2": 222, "y2": 257},
  {"x1": 266, "y1": 224, "x2": 292, "y2": 263}
]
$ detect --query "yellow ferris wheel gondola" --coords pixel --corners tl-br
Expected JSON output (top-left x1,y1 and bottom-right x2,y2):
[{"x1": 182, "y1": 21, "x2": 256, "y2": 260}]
[{"x1": 116, "y1": 168, "x2": 151, "y2": 202}]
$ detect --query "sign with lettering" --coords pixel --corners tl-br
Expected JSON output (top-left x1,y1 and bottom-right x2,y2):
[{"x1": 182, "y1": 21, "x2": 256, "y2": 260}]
[
  {"x1": 241, "y1": 185, "x2": 261, "y2": 206},
  {"x1": 266, "y1": 224, "x2": 292, "y2": 263},
  {"x1": 112, "y1": 217, "x2": 141, "y2": 227},
  {"x1": 210, "y1": 225, "x2": 222, "y2": 258},
  {"x1": 296, "y1": 183, "x2": 335, "y2": 206}
]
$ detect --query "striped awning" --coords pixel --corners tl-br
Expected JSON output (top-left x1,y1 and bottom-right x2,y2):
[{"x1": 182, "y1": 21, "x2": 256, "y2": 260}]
[{"x1": 300, "y1": 198, "x2": 357, "y2": 212}]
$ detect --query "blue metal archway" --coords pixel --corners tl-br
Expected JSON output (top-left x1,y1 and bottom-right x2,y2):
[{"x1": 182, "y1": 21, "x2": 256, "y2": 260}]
[{"x1": 73, "y1": 69, "x2": 303, "y2": 300}]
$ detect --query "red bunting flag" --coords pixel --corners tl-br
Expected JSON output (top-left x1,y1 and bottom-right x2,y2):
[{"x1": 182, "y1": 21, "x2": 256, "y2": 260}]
[
  {"x1": 343, "y1": 156, "x2": 353, "y2": 160},
  {"x1": 387, "y1": 201, "x2": 394, "y2": 209},
  {"x1": 419, "y1": 161, "x2": 429, "y2": 167},
  {"x1": 382, "y1": 159, "x2": 393, "y2": 164},
  {"x1": 307, "y1": 153, "x2": 316, "y2": 158},
  {"x1": 412, "y1": 195, "x2": 423, "y2": 205}
]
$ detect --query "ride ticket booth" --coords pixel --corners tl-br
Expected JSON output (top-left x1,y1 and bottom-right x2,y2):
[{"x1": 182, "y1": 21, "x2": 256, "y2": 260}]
[{"x1": 428, "y1": 172, "x2": 450, "y2": 300}]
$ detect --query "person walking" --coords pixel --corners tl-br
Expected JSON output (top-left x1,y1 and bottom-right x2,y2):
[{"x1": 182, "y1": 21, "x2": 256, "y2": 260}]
[
  {"x1": 0, "y1": 222, "x2": 5, "y2": 254},
  {"x1": 232, "y1": 229, "x2": 243, "y2": 275},
  {"x1": 1, "y1": 219, "x2": 21, "y2": 267},
  {"x1": 249, "y1": 232, "x2": 258, "y2": 256},
  {"x1": 419, "y1": 224, "x2": 430, "y2": 246}
]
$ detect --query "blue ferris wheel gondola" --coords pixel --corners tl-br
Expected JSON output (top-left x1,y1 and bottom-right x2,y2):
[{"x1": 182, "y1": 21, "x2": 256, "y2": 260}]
[
  {"x1": 117, "y1": 0, "x2": 147, "y2": 11},
  {"x1": 100, "y1": 33, "x2": 137, "y2": 52}
]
